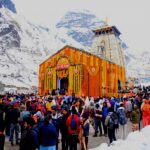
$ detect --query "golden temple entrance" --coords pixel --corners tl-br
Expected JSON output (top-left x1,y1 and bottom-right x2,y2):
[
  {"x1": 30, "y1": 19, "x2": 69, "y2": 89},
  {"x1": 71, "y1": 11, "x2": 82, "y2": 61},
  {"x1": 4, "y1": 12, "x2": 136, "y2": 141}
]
[
  {"x1": 56, "y1": 57, "x2": 70, "y2": 93},
  {"x1": 59, "y1": 77, "x2": 69, "y2": 90},
  {"x1": 56, "y1": 69, "x2": 69, "y2": 91}
]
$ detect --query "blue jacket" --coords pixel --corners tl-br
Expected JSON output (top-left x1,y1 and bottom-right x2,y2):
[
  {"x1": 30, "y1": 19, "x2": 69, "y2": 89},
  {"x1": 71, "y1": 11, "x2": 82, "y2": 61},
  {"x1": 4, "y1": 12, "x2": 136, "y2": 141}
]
[
  {"x1": 39, "y1": 122, "x2": 58, "y2": 147},
  {"x1": 102, "y1": 106, "x2": 108, "y2": 119}
]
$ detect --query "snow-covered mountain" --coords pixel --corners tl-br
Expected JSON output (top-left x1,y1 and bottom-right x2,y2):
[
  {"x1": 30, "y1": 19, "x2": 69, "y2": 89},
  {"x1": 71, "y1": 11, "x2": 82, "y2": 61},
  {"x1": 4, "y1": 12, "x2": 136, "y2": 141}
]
[
  {"x1": 0, "y1": 0, "x2": 16, "y2": 13},
  {"x1": 56, "y1": 10, "x2": 105, "y2": 47},
  {"x1": 0, "y1": 8, "x2": 64, "y2": 88},
  {"x1": 126, "y1": 51, "x2": 150, "y2": 79},
  {"x1": 0, "y1": 1, "x2": 149, "y2": 88},
  {"x1": 0, "y1": 7, "x2": 89, "y2": 88}
]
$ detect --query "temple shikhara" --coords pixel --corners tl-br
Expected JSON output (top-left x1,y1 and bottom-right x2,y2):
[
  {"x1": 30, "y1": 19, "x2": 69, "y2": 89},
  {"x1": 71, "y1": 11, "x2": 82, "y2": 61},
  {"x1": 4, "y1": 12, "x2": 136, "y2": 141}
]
[{"x1": 38, "y1": 24, "x2": 126, "y2": 97}]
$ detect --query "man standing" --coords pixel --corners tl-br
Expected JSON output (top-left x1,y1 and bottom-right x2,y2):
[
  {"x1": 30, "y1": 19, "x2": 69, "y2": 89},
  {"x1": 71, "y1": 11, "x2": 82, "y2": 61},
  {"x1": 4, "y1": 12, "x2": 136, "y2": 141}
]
[
  {"x1": 93, "y1": 104, "x2": 102, "y2": 137},
  {"x1": 39, "y1": 113, "x2": 58, "y2": 150},
  {"x1": 125, "y1": 99, "x2": 132, "y2": 119},
  {"x1": 118, "y1": 103, "x2": 127, "y2": 139},
  {"x1": 20, "y1": 116, "x2": 39, "y2": 150},
  {"x1": 130, "y1": 105, "x2": 140, "y2": 131},
  {"x1": 0, "y1": 103, "x2": 5, "y2": 150},
  {"x1": 9, "y1": 102, "x2": 20, "y2": 146},
  {"x1": 66, "y1": 106, "x2": 81, "y2": 150},
  {"x1": 105, "y1": 107, "x2": 117, "y2": 144},
  {"x1": 51, "y1": 106, "x2": 61, "y2": 150},
  {"x1": 46, "y1": 96, "x2": 54, "y2": 112},
  {"x1": 102, "y1": 102, "x2": 108, "y2": 136},
  {"x1": 60, "y1": 107, "x2": 69, "y2": 150}
]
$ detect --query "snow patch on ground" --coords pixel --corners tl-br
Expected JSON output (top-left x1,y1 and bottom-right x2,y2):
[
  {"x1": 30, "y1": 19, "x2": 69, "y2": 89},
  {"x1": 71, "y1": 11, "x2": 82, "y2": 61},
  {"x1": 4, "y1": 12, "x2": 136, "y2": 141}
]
[{"x1": 90, "y1": 125, "x2": 150, "y2": 150}]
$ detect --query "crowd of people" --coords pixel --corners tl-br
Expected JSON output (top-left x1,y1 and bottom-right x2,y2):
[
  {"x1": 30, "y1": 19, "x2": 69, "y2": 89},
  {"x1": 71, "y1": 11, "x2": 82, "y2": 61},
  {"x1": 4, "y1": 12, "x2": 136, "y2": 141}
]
[{"x1": 0, "y1": 90, "x2": 150, "y2": 150}]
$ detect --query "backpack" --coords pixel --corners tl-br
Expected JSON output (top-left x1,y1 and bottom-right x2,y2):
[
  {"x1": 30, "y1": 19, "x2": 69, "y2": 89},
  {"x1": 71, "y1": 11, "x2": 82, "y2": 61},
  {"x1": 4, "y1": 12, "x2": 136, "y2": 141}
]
[
  {"x1": 71, "y1": 115, "x2": 77, "y2": 131},
  {"x1": 113, "y1": 112, "x2": 119, "y2": 129},
  {"x1": 118, "y1": 109, "x2": 127, "y2": 125},
  {"x1": 115, "y1": 103, "x2": 120, "y2": 112},
  {"x1": 108, "y1": 114, "x2": 115, "y2": 129}
]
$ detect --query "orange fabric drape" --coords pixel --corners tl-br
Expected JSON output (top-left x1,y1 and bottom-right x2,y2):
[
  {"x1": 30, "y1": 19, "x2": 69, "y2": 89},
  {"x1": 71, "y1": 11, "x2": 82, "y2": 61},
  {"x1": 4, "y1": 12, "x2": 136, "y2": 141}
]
[{"x1": 87, "y1": 66, "x2": 99, "y2": 76}]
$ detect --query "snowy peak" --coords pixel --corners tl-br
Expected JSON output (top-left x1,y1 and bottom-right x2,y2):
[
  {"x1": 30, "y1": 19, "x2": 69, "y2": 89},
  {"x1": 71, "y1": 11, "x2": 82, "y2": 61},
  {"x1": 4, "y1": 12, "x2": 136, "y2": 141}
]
[
  {"x1": 0, "y1": 10, "x2": 20, "y2": 49},
  {"x1": 140, "y1": 51, "x2": 150, "y2": 63},
  {"x1": 0, "y1": 8, "x2": 65, "y2": 55},
  {"x1": 56, "y1": 11, "x2": 105, "y2": 47},
  {"x1": 125, "y1": 49, "x2": 150, "y2": 80},
  {"x1": 0, "y1": 0, "x2": 16, "y2": 13},
  {"x1": 56, "y1": 10, "x2": 104, "y2": 28},
  {"x1": 124, "y1": 50, "x2": 136, "y2": 65}
]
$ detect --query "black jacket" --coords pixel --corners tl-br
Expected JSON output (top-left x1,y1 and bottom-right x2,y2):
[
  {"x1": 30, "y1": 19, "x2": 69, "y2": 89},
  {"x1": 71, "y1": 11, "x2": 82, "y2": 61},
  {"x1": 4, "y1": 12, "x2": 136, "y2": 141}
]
[
  {"x1": 60, "y1": 114, "x2": 69, "y2": 135},
  {"x1": 10, "y1": 108, "x2": 20, "y2": 124},
  {"x1": 20, "y1": 127, "x2": 39, "y2": 150},
  {"x1": 0, "y1": 107, "x2": 5, "y2": 132}
]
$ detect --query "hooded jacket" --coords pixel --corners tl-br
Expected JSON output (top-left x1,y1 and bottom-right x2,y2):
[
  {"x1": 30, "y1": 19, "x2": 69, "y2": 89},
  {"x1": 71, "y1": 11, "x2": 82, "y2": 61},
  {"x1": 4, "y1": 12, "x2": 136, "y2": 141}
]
[{"x1": 66, "y1": 114, "x2": 81, "y2": 135}]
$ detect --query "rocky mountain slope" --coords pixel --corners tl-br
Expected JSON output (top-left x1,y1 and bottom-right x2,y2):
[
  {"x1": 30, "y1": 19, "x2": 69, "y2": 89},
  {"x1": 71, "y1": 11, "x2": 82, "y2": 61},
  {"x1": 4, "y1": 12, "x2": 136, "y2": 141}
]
[{"x1": 0, "y1": 7, "x2": 87, "y2": 88}]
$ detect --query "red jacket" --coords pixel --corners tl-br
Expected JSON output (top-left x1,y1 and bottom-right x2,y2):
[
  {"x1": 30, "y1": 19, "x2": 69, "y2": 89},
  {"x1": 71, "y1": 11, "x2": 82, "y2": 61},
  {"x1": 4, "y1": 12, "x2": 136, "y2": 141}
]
[{"x1": 66, "y1": 114, "x2": 81, "y2": 135}]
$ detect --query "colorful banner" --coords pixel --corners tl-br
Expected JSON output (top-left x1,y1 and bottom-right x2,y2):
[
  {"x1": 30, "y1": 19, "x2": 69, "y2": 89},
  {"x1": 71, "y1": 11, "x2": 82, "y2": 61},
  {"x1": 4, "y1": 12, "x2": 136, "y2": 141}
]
[{"x1": 57, "y1": 57, "x2": 70, "y2": 70}]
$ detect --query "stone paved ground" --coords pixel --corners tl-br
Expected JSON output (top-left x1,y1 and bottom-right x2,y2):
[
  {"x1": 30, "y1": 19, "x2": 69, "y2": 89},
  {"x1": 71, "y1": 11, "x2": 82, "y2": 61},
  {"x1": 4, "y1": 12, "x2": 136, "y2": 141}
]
[{"x1": 4, "y1": 121, "x2": 133, "y2": 150}]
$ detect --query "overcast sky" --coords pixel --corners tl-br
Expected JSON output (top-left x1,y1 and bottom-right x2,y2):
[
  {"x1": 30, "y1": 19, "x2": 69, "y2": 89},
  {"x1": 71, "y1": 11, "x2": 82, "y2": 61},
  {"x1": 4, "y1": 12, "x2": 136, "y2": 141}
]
[{"x1": 13, "y1": 0, "x2": 150, "y2": 54}]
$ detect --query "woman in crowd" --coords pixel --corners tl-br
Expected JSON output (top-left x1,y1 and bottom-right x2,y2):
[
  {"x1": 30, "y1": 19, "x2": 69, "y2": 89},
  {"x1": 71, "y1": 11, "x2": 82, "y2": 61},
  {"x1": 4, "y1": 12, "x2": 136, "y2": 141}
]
[{"x1": 80, "y1": 112, "x2": 90, "y2": 150}]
